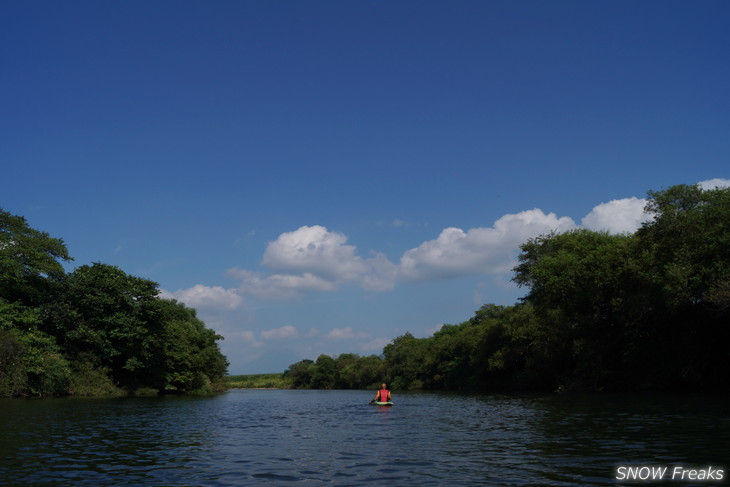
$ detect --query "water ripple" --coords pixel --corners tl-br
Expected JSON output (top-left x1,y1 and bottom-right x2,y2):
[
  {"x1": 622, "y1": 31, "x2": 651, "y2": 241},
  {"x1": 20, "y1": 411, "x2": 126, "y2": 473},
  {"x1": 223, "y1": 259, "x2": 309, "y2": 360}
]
[{"x1": 1, "y1": 391, "x2": 728, "y2": 486}]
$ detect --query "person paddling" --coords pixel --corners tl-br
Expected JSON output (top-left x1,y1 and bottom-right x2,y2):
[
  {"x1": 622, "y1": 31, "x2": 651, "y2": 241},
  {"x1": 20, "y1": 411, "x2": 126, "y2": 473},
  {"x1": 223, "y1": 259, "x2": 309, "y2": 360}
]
[{"x1": 372, "y1": 383, "x2": 392, "y2": 403}]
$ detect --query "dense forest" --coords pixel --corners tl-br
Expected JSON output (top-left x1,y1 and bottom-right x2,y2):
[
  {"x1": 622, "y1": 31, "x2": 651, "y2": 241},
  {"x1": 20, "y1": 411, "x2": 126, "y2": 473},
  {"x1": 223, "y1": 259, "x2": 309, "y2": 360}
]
[
  {"x1": 0, "y1": 209, "x2": 228, "y2": 397},
  {"x1": 285, "y1": 184, "x2": 730, "y2": 392}
]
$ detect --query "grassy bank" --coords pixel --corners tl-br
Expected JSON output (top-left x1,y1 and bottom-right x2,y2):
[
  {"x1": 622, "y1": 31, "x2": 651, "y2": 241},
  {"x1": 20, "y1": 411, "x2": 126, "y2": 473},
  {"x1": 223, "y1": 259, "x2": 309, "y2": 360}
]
[{"x1": 226, "y1": 373, "x2": 291, "y2": 389}]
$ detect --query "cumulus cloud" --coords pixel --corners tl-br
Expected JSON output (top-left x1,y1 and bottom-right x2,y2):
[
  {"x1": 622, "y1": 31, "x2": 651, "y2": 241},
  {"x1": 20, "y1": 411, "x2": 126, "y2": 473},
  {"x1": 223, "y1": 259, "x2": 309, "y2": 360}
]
[
  {"x1": 160, "y1": 178, "x2": 730, "y2": 321},
  {"x1": 581, "y1": 197, "x2": 651, "y2": 234},
  {"x1": 263, "y1": 225, "x2": 366, "y2": 281},
  {"x1": 698, "y1": 178, "x2": 730, "y2": 190},
  {"x1": 261, "y1": 325, "x2": 299, "y2": 340},
  {"x1": 360, "y1": 252, "x2": 398, "y2": 292},
  {"x1": 228, "y1": 268, "x2": 337, "y2": 300},
  {"x1": 226, "y1": 225, "x2": 400, "y2": 296},
  {"x1": 398, "y1": 209, "x2": 576, "y2": 281},
  {"x1": 160, "y1": 284, "x2": 243, "y2": 310}
]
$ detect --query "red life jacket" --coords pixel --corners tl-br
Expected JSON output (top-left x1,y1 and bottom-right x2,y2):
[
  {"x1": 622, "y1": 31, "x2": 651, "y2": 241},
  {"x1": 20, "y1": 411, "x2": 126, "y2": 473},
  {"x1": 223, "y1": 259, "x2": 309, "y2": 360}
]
[{"x1": 378, "y1": 389, "x2": 389, "y2": 402}]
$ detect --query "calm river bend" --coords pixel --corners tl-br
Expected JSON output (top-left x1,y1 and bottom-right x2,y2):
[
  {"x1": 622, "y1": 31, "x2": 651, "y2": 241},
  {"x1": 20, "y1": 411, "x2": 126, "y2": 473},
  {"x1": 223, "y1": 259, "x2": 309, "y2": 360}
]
[{"x1": 1, "y1": 390, "x2": 728, "y2": 486}]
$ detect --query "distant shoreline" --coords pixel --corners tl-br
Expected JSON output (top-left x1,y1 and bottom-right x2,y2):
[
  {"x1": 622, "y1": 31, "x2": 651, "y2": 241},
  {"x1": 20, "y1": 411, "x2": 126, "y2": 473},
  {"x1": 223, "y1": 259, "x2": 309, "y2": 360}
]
[
  {"x1": 226, "y1": 373, "x2": 291, "y2": 389},
  {"x1": 228, "y1": 387, "x2": 283, "y2": 390}
]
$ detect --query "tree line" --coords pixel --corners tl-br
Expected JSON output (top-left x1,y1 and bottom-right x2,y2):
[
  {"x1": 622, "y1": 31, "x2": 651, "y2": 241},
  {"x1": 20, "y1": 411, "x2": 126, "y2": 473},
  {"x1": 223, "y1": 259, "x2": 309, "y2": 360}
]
[
  {"x1": 0, "y1": 209, "x2": 228, "y2": 397},
  {"x1": 285, "y1": 184, "x2": 730, "y2": 392}
]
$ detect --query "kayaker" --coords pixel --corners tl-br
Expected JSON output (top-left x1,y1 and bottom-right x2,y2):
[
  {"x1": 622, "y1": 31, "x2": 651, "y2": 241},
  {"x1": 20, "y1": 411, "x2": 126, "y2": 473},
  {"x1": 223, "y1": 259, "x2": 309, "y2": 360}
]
[{"x1": 372, "y1": 383, "x2": 392, "y2": 403}]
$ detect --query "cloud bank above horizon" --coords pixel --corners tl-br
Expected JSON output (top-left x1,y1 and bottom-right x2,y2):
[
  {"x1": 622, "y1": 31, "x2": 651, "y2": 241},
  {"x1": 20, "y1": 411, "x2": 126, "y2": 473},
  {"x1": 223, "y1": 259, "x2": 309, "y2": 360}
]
[{"x1": 161, "y1": 179, "x2": 729, "y2": 312}]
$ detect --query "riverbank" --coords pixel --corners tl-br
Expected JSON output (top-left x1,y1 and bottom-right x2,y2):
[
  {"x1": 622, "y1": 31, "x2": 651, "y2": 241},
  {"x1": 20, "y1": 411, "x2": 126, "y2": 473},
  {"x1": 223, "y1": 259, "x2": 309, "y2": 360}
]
[{"x1": 226, "y1": 373, "x2": 290, "y2": 389}]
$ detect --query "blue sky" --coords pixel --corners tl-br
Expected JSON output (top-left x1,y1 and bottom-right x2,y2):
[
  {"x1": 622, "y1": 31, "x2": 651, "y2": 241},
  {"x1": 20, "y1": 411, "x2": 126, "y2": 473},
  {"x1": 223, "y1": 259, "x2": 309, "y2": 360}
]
[{"x1": 3, "y1": 1, "x2": 728, "y2": 373}]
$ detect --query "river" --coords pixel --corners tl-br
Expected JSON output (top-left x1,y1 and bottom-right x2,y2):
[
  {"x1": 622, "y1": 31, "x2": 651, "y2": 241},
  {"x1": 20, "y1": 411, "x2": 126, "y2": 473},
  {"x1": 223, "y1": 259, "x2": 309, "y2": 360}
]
[{"x1": 1, "y1": 390, "x2": 728, "y2": 486}]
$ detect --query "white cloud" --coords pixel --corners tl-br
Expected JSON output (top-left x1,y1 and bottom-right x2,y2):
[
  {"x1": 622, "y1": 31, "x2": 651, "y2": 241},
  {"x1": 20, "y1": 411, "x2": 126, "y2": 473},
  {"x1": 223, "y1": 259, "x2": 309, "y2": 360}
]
[
  {"x1": 263, "y1": 225, "x2": 366, "y2": 281},
  {"x1": 228, "y1": 225, "x2": 400, "y2": 296},
  {"x1": 228, "y1": 268, "x2": 337, "y2": 300},
  {"x1": 579, "y1": 179, "x2": 728, "y2": 235},
  {"x1": 581, "y1": 197, "x2": 651, "y2": 234},
  {"x1": 698, "y1": 178, "x2": 730, "y2": 190},
  {"x1": 398, "y1": 209, "x2": 576, "y2": 281},
  {"x1": 261, "y1": 325, "x2": 299, "y2": 340},
  {"x1": 176, "y1": 179, "x2": 728, "y2": 308},
  {"x1": 326, "y1": 327, "x2": 368, "y2": 340},
  {"x1": 160, "y1": 284, "x2": 243, "y2": 310},
  {"x1": 360, "y1": 252, "x2": 398, "y2": 292}
]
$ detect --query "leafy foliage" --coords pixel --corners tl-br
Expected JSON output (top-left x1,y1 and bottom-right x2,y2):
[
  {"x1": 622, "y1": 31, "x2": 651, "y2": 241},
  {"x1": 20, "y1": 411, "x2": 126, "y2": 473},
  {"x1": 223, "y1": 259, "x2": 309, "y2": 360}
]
[
  {"x1": 0, "y1": 210, "x2": 71, "y2": 306},
  {"x1": 286, "y1": 183, "x2": 730, "y2": 393},
  {"x1": 227, "y1": 373, "x2": 292, "y2": 389},
  {"x1": 283, "y1": 354, "x2": 383, "y2": 390},
  {"x1": 0, "y1": 208, "x2": 228, "y2": 397}
]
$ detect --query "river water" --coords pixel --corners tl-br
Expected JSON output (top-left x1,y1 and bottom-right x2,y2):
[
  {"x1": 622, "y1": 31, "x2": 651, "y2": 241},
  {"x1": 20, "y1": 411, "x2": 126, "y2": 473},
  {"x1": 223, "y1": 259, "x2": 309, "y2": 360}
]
[{"x1": 1, "y1": 390, "x2": 728, "y2": 486}]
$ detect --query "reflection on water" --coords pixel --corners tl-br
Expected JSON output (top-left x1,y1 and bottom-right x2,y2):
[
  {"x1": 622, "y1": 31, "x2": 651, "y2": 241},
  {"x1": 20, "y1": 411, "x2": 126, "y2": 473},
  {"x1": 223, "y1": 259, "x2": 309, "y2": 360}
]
[{"x1": 1, "y1": 390, "x2": 728, "y2": 486}]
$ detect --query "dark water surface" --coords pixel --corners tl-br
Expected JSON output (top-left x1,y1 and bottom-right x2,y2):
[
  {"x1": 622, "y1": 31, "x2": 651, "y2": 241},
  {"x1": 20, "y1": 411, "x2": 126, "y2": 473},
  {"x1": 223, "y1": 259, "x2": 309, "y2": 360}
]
[{"x1": 1, "y1": 390, "x2": 728, "y2": 486}]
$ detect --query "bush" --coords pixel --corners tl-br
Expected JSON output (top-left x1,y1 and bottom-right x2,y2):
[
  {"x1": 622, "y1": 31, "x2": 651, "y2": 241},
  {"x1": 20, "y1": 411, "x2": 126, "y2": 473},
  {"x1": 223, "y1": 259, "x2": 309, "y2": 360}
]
[
  {"x1": 0, "y1": 329, "x2": 27, "y2": 397},
  {"x1": 68, "y1": 359, "x2": 124, "y2": 397}
]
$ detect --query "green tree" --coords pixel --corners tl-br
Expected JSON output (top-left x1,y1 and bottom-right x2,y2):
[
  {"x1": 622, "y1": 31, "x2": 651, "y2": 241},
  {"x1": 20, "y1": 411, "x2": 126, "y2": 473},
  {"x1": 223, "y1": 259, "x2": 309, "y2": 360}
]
[
  {"x1": 639, "y1": 184, "x2": 730, "y2": 308},
  {"x1": 155, "y1": 298, "x2": 228, "y2": 393},
  {"x1": 310, "y1": 354, "x2": 337, "y2": 389},
  {"x1": 428, "y1": 323, "x2": 476, "y2": 389},
  {"x1": 334, "y1": 353, "x2": 359, "y2": 388},
  {"x1": 0, "y1": 209, "x2": 71, "y2": 306},
  {"x1": 280, "y1": 184, "x2": 730, "y2": 393},
  {"x1": 383, "y1": 332, "x2": 432, "y2": 390},
  {"x1": 0, "y1": 207, "x2": 74, "y2": 396},
  {"x1": 284, "y1": 359, "x2": 314, "y2": 388},
  {"x1": 0, "y1": 208, "x2": 229, "y2": 397},
  {"x1": 0, "y1": 300, "x2": 70, "y2": 396},
  {"x1": 0, "y1": 328, "x2": 26, "y2": 396},
  {"x1": 634, "y1": 184, "x2": 730, "y2": 387},
  {"x1": 510, "y1": 184, "x2": 730, "y2": 390},
  {"x1": 513, "y1": 229, "x2": 645, "y2": 390},
  {"x1": 339, "y1": 354, "x2": 383, "y2": 389},
  {"x1": 47, "y1": 265, "x2": 229, "y2": 393},
  {"x1": 47, "y1": 263, "x2": 163, "y2": 390}
]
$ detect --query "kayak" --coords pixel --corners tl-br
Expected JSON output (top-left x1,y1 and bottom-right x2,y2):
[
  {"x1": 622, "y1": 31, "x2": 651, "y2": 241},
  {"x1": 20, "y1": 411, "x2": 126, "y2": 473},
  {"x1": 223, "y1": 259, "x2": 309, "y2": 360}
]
[{"x1": 373, "y1": 401, "x2": 393, "y2": 406}]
